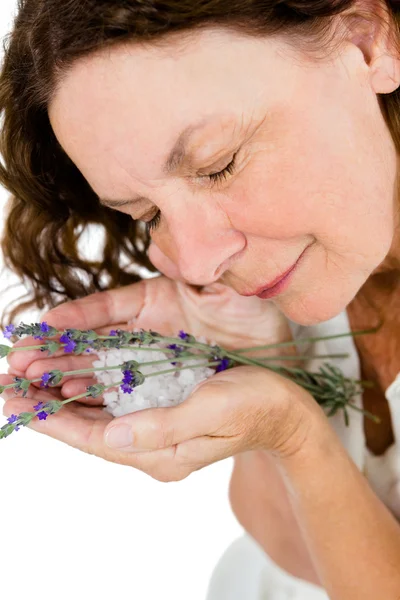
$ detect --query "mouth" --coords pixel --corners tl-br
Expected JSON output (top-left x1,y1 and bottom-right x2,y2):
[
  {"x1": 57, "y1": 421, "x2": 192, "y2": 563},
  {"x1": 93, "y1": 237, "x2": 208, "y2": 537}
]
[{"x1": 239, "y1": 244, "x2": 312, "y2": 299}]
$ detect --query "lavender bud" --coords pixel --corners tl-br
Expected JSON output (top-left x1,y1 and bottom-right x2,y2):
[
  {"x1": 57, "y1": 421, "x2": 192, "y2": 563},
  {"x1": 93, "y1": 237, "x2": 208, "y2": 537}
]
[
  {"x1": 12, "y1": 377, "x2": 31, "y2": 398},
  {"x1": 86, "y1": 384, "x2": 106, "y2": 398},
  {"x1": 42, "y1": 340, "x2": 61, "y2": 356}
]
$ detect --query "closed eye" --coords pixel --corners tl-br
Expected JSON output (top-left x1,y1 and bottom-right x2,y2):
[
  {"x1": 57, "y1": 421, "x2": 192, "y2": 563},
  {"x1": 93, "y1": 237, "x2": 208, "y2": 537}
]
[
  {"x1": 145, "y1": 210, "x2": 161, "y2": 233},
  {"x1": 203, "y1": 152, "x2": 237, "y2": 185},
  {"x1": 145, "y1": 152, "x2": 238, "y2": 234}
]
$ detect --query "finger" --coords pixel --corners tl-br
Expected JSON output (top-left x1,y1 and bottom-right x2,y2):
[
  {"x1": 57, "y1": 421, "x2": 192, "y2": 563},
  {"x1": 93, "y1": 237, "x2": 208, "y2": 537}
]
[
  {"x1": 7, "y1": 366, "x2": 24, "y2": 377},
  {"x1": 1, "y1": 397, "x2": 145, "y2": 468},
  {"x1": 119, "y1": 435, "x2": 238, "y2": 482},
  {"x1": 2, "y1": 396, "x2": 112, "y2": 445},
  {"x1": 25, "y1": 353, "x2": 98, "y2": 387},
  {"x1": 0, "y1": 372, "x2": 113, "y2": 407},
  {"x1": 102, "y1": 375, "x2": 235, "y2": 452},
  {"x1": 177, "y1": 434, "x2": 238, "y2": 467},
  {"x1": 39, "y1": 282, "x2": 147, "y2": 333},
  {"x1": 7, "y1": 320, "x2": 140, "y2": 374},
  {"x1": 137, "y1": 435, "x2": 238, "y2": 482},
  {"x1": 7, "y1": 336, "x2": 59, "y2": 371},
  {"x1": 61, "y1": 378, "x2": 119, "y2": 405},
  {"x1": 87, "y1": 323, "x2": 140, "y2": 336},
  {"x1": 0, "y1": 374, "x2": 63, "y2": 403},
  {"x1": 2, "y1": 392, "x2": 227, "y2": 482},
  {"x1": 7, "y1": 333, "x2": 88, "y2": 373}
]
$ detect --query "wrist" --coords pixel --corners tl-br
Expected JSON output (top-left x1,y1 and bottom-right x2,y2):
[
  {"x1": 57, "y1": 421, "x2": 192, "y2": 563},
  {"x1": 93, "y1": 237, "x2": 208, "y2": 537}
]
[
  {"x1": 273, "y1": 405, "x2": 342, "y2": 478},
  {"x1": 249, "y1": 366, "x2": 335, "y2": 460},
  {"x1": 265, "y1": 381, "x2": 329, "y2": 461}
]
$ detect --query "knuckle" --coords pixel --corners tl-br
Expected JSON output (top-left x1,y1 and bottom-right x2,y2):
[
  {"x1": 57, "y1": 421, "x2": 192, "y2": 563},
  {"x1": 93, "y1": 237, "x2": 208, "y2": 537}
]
[
  {"x1": 26, "y1": 361, "x2": 53, "y2": 381},
  {"x1": 155, "y1": 412, "x2": 175, "y2": 449},
  {"x1": 6, "y1": 339, "x2": 30, "y2": 367},
  {"x1": 25, "y1": 363, "x2": 43, "y2": 380},
  {"x1": 173, "y1": 446, "x2": 197, "y2": 470},
  {"x1": 7, "y1": 366, "x2": 24, "y2": 377}
]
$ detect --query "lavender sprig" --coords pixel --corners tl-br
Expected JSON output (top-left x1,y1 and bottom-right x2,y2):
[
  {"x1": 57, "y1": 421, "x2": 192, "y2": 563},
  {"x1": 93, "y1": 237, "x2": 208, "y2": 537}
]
[{"x1": 0, "y1": 321, "x2": 381, "y2": 439}]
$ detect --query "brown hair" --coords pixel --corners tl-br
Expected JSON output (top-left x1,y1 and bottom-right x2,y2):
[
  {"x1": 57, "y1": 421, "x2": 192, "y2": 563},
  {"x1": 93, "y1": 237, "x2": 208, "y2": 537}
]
[{"x1": 0, "y1": 0, "x2": 399, "y2": 329}]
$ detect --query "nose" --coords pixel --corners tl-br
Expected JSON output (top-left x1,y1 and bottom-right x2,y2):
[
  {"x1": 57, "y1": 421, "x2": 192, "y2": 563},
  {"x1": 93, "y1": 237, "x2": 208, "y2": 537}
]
[{"x1": 162, "y1": 202, "x2": 246, "y2": 286}]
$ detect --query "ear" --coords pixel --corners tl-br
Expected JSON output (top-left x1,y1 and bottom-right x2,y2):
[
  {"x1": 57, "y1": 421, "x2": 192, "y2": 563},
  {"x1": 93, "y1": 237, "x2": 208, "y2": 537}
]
[{"x1": 345, "y1": 0, "x2": 400, "y2": 94}]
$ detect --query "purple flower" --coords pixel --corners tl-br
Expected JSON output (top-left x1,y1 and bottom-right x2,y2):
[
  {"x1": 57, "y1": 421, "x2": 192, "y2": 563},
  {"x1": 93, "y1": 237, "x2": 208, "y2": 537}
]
[
  {"x1": 37, "y1": 411, "x2": 49, "y2": 421},
  {"x1": 167, "y1": 343, "x2": 183, "y2": 365},
  {"x1": 3, "y1": 324, "x2": 15, "y2": 339},
  {"x1": 40, "y1": 373, "x2": 51, "y2": 388},
  {"x1": 216, "y1": 358, "x2": 230, "y2": 373},
  {"x1": 122, "y1": 370, "x2": 134, "y2": 383},
  {"x1": 121, "y1": 382, "x2": 134, "y2": 394},
  {"x1": 178, "y1": 330, "x2": 189, "y2": 340},
  {"x1": 33, "y1": 401, "x2": 45, "y2": 411},
  {"x1": 7, "y1": 414, "x2": 21, "y2": 431},
  {"x1": 59, "y1": 333, "x2": 76, "y2": 353},
  {"x1": 33, "y1": 321, "x2": 52, "y2": 340},
  {"x1": 120, "y1": 369, "x2": 136, "y2": 394},
  {"x1": 109, "y1": 330, "x2": 118, "y2": 336}
]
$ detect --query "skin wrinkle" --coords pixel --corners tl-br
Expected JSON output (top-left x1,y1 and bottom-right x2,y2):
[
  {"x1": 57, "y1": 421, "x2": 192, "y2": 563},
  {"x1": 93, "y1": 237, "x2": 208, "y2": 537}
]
[{"x1": 48, "y1": 26, "x2": 400, "y2": 323}]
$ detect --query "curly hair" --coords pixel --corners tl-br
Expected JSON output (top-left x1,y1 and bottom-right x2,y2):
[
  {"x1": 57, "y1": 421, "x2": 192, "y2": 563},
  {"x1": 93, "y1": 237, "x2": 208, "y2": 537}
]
[{"x1": 0, "y1": 0, "x2": 399, "y2": 329}]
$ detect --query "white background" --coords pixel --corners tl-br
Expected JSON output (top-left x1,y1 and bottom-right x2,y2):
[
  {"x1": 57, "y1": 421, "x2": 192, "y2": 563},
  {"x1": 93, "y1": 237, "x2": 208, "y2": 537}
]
[{"x1": 0, "y1": 2, "x2": 243, "y2": 599}]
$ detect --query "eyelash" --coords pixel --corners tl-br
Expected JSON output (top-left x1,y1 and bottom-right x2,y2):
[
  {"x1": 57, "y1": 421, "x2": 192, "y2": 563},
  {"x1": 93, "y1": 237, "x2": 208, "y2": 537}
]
[{"x1": 145, "y1": 153, "x2": 238, "y2": 234}]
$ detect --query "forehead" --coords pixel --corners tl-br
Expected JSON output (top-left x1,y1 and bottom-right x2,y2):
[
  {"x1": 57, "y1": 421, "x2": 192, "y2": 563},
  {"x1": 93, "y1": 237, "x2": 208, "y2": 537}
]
[{"x1": 48, "y1": 29, "x2": 302, "y2": 189}]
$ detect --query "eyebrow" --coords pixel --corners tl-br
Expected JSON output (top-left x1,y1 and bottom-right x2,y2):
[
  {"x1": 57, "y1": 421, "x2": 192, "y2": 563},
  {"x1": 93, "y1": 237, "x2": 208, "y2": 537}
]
[{"x1": 99, "y1": 117, "x2": 214, "y2": 209}]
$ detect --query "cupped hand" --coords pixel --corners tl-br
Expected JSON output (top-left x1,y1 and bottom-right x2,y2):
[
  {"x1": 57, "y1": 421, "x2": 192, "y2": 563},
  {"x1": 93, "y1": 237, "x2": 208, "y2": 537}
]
[
  {"x1": 3, "y1": 275, "x2": 299, "y2": 405},
  {"x1": 1, "y1": 245, "x2": 304, "y2": 473},
  {"x1": 1, "y1": 363, "x2": 318, "y2": 480}
]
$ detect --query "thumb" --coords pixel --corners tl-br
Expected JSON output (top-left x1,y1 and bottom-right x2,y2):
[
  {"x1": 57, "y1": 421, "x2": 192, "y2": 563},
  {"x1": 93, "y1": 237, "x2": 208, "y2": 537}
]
[{"x1": 103, "y1": 379, "x2": 214, "y2": 452}]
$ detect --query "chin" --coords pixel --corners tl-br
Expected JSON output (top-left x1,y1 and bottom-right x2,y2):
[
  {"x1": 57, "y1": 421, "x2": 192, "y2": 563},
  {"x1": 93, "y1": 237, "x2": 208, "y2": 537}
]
[{"x1": 277, "y1": 285, "x2": 359, "y2": 327}]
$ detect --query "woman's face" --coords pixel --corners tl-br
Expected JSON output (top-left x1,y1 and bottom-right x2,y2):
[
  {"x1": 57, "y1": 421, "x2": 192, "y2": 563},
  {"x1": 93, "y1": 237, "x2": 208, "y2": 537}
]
[{"x1": 49, "y1": 26, "x2": 400, "y2": 326}]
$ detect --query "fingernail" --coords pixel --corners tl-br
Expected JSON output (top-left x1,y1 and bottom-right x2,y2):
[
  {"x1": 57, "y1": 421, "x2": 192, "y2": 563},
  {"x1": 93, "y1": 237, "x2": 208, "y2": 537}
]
[{"x1": 105, "y1": 425, "x2": 134, "y2": 448}]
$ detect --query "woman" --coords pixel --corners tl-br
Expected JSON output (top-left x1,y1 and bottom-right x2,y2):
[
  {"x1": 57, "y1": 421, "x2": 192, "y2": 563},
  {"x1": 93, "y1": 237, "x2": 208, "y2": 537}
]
[{"x1": 1, "y1": 0, "x2": 400, "y2": 597}]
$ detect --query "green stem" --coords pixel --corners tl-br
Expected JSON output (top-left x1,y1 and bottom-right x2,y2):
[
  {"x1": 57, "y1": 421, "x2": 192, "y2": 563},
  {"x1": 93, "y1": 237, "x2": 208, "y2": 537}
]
[
  {"x1": 340, "y1": 402, "x2": 380, "y2": 423},
  {"x1": 224, "y1": 350, "x2": 281, "y2": 371},
  {"x1": 10, "y1": 344, "x2": 45, "y2": 352},
  {"x1": 232, "y1": 324, "x2": 382, "y2": 353},
  {"x1": 60, "y1": 352, "x2": 211, "y2": 378},
  {"x1": 8, "y1": 343, "x2": 204, "y2": 353},
  {"x1": 60, "y1": 360, "x2": 221, "y2": 405},
  {"x1": 252, "y1": 353, "x2": 349, "y2": 361},
  {"x1": 1, "y1": 351, "x2": 213, "y2": 390}
]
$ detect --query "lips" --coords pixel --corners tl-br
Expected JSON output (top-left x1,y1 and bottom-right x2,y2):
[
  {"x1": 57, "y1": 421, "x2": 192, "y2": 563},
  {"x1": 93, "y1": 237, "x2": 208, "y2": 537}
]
[
  {"x1": 239, "y1": 244, "x2": 311, "y2": 297},
  {"x1": 241, "y1": 262, "x2": 298, "y2": 296},
  {"x1": 253, "y1": 263, "x2": 298, "y2": 294}
]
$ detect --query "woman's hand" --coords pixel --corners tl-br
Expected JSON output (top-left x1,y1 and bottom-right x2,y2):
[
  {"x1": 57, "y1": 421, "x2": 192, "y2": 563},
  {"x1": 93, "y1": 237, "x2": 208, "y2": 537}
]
[
  {"x1": 1, "y1": 247, "x2": 306, "y2": 476},
  {"x1": 1, "y1": 362, "x2": 318, "y2": 481},
  {"x1": 3, "y1": 275, "x2": 299, "y2": 404}
]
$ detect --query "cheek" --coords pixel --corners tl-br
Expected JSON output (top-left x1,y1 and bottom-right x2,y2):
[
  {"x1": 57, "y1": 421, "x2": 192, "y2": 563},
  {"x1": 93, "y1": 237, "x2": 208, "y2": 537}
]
[
  {"x1": 223, "y1": 132, "x2": 394, "y2": 269},
  {"x1": 222, "y1": 166, "x2": 316, "y2": 240}
]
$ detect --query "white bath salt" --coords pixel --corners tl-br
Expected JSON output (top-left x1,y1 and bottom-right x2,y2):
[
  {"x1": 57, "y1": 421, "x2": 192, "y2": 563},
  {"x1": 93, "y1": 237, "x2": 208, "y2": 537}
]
[{"x1": 91, "y1": 334, "x2": 217, "y2": 418}]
